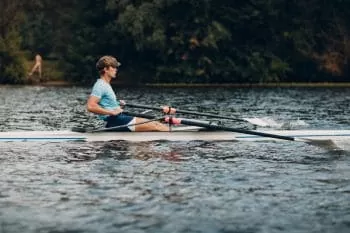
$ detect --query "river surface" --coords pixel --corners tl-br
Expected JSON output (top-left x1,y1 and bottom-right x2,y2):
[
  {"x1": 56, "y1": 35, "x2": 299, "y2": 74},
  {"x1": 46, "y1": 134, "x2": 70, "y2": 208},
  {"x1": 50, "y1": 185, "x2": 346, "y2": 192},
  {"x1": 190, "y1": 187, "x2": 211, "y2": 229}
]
[{"x1": 0, "y1": 86, "x2": 350, "y2": 233}]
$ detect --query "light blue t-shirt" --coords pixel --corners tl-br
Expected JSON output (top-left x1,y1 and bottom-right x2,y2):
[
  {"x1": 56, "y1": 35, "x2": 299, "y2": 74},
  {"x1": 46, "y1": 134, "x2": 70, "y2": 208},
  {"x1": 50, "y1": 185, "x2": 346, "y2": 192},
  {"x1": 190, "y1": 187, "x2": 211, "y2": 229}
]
[{"x1": 90, "y1": 79, "x2": 120, "y2": 120}]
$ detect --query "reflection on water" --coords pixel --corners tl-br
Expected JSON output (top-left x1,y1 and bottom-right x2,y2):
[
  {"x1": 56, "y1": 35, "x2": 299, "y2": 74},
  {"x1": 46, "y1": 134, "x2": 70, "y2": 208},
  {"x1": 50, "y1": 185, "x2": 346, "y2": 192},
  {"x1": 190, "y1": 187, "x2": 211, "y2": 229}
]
[
  {"x1": 1, "y1": 86, "x2": 350, "y2": 233},
  {"x1": 63, "y1": 141, "x2": 195, "y2": 162}
]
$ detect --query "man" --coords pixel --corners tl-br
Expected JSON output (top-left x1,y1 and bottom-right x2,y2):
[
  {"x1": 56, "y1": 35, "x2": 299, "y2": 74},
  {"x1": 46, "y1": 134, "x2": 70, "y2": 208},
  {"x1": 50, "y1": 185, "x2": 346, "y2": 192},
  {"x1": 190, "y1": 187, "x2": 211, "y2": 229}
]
[
  {"x1": 87, "y1": 55, "x2": 174, "y2": 131},
  {"x1": 28, "y1": 54, "x2": 42, "y2": 79}
]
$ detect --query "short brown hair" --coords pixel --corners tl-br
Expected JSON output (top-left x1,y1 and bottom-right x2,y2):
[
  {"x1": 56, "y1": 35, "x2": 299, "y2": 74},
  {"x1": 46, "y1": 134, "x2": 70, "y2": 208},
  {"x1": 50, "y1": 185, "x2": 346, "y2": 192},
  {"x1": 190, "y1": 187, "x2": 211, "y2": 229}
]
[{"x1": 96, "y1": 56, "x2": 121, "y2": 72}]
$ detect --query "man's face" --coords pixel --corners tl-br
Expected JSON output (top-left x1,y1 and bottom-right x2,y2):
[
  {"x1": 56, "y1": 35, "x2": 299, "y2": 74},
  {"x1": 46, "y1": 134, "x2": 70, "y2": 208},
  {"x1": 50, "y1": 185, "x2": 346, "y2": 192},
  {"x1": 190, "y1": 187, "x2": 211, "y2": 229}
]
[{"x1": 105, "y1": 66, "x2": 118, "y2": 78}]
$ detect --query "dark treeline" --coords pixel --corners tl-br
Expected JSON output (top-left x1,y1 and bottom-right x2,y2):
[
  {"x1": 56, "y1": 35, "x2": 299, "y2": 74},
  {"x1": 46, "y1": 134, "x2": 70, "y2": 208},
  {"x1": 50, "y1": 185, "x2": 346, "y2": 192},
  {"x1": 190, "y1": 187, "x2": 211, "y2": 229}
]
[{"x1": 1, "y1": 0, "x2": 349, "y2": 84}]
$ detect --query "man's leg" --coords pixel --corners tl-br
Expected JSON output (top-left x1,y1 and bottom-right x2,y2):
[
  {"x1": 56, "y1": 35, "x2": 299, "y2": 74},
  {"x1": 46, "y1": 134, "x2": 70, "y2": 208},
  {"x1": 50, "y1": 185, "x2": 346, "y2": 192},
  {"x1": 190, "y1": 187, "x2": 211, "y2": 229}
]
[{"x1": 134, "y1": 117, "x2": 169, "y2": 132}]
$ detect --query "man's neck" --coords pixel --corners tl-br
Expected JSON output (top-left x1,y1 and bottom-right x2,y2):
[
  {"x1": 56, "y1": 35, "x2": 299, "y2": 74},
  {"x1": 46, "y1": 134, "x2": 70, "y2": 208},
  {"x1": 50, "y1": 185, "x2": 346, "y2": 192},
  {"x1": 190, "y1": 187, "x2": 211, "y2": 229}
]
[{"x1": 100, "y1": 75, "x2": 111, "y2": 83}]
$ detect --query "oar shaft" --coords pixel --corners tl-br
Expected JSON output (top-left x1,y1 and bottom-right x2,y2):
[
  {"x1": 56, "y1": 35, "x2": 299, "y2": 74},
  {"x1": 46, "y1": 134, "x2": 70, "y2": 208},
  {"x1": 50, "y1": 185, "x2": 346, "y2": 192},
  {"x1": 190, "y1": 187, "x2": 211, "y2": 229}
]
[{"x1": 125, "y1": 103, "x2": 245, "y2": 122}]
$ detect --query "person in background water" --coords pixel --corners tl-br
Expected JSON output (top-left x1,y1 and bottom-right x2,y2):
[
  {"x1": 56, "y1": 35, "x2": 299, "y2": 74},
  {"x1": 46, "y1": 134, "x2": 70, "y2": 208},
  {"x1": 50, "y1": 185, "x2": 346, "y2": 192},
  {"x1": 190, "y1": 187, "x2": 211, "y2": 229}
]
[
  {"x1": 87, "y1": 55, "x2": 175, "y2": 131},
  {"x1": 28, "y1": 54, "x2": 42, "y2": 79}
]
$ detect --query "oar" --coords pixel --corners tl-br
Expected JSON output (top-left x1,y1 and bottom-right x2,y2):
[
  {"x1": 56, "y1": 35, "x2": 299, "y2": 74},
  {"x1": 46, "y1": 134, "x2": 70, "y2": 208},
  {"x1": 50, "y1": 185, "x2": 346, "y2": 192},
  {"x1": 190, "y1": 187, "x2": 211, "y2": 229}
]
[
  {"x1": 122, "y1": 112, "x2": 335, "y2": 148},
  {"x1": 161, "y1": 116, "x2": 335, "y2": 148},
  {"x1": 125, "y1": 103, "x2": 269, "y2": 127}
]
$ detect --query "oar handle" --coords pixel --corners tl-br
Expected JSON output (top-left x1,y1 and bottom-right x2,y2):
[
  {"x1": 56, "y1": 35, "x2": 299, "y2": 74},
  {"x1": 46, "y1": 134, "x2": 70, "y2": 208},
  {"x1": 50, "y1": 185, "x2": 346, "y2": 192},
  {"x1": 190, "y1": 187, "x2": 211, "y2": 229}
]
[{"x1": 125, "y1": 103, "x2": 245, "y2": 122}]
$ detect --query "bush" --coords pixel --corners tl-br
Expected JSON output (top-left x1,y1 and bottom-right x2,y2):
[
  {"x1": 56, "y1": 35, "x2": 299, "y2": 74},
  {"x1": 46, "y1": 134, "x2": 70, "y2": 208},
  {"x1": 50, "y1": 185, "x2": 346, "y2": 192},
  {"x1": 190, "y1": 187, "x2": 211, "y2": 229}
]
[{"x1": 0, "y1": 30, "x2": 26, "y2": 84}]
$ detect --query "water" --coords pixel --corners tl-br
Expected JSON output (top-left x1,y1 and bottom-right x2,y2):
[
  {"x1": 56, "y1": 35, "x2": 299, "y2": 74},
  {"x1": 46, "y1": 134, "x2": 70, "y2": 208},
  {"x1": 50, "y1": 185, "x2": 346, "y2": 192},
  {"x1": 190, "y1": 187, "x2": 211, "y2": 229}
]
[{"x1": 0, "y1": 86, "x2": 350, "y2": 233}]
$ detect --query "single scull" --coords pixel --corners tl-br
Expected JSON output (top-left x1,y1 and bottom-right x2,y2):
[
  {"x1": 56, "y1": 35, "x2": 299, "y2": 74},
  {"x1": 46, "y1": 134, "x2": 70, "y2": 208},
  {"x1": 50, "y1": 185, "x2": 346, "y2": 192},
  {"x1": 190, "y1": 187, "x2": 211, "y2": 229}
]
[{"x1": 1, "y1": 129, "x2": 350, "y2": 142}]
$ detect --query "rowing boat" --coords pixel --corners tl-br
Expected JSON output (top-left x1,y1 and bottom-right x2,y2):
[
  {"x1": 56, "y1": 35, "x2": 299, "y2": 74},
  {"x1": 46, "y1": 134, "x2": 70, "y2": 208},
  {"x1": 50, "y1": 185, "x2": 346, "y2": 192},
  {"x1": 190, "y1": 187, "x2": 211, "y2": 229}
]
[{"x1": 1, "y1": 129, "x2": 350, "y2": 142}]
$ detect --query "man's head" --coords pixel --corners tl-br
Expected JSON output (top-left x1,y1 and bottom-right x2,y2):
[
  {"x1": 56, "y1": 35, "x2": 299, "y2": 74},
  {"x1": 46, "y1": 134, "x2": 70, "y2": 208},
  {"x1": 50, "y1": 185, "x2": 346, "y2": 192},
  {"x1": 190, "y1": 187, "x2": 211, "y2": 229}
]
[{"x1": 96, "y1": 56, "x2": 121, "y2": 75}]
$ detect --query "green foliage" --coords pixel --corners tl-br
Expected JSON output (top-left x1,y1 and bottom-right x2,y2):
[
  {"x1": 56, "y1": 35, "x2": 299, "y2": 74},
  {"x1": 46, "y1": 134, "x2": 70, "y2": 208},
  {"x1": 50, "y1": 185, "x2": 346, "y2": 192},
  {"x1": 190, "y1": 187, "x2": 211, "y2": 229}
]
[
  {"x1": 0, "y1": 0, "x2": 27, "y2": 83},
  {"x1": 117, "y1": 3, "x2": 166, "y2": 51},
  {"x1": 58, "y1": 0, "x2": 118, "y2": 83},
  {"x1": 0, "y1": 30, "x2": 26, "y2": 84}
]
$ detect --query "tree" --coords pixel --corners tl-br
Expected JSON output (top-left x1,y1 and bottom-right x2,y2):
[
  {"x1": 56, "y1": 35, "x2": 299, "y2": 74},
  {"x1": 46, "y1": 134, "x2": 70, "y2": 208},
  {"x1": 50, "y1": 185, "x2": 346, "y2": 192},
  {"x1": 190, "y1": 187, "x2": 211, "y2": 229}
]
[{"x1": 0, "y1": 0, "x2": 26, "y2": 83}]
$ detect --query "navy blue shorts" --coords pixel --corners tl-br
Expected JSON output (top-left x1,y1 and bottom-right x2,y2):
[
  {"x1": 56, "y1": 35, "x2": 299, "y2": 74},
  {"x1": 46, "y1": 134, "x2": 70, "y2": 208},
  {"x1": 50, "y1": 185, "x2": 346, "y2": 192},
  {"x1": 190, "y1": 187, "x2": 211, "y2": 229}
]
[{"x1": 105, "y1": 113, "x2": 134, "y2": 132}]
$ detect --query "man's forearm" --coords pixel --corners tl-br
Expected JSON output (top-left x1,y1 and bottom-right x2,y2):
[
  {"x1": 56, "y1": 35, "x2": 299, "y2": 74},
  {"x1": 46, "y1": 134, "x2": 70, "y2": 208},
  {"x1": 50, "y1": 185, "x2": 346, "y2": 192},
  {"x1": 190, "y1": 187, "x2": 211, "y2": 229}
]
[{"x1": 87, "y1": 105, "x2": 121, "y2": 116}]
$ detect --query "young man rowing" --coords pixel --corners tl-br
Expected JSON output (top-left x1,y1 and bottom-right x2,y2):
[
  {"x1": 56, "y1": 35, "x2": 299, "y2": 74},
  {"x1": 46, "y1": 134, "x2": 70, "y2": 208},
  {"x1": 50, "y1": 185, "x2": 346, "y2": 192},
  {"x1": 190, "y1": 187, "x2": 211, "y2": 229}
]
[{"x1": 87, "y1": 55, "x2": 174, "y2": 131}]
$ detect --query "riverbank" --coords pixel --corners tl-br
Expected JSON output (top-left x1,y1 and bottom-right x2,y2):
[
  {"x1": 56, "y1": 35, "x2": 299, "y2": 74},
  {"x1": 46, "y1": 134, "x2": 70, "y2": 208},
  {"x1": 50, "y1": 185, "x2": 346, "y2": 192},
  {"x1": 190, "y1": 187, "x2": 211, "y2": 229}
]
[
  {"x1": 0, "y1": 80, "x2": 350, "y2": 88},
  {"x1": 145, "y1": 82, "x2": 350, "y2": 88},
  {"x1": 2, "y1": 81, "x2": 350, "y2": 88}
]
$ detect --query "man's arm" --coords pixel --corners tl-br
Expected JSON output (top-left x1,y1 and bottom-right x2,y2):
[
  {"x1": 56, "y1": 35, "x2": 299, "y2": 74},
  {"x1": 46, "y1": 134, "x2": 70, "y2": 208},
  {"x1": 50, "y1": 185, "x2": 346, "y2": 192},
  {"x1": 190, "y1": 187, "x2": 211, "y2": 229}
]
[{"x1": 87, "y1": 96, "x2": 123, "y2": 116}]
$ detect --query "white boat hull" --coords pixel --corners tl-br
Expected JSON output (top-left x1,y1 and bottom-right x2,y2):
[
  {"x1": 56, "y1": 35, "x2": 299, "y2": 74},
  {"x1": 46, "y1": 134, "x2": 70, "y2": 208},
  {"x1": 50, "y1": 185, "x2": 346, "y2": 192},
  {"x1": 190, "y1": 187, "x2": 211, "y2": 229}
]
[{"x1": 1, "y1": 129, "x2": 350, "y2": 142}]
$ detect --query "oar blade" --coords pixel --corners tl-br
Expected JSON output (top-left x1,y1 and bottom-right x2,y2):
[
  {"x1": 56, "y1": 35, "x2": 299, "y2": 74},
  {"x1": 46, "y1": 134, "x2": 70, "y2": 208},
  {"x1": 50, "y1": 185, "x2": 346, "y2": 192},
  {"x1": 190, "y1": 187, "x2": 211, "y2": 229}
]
[{"x1": 296, "y1": 138, "x2": 340, "y2": 150}]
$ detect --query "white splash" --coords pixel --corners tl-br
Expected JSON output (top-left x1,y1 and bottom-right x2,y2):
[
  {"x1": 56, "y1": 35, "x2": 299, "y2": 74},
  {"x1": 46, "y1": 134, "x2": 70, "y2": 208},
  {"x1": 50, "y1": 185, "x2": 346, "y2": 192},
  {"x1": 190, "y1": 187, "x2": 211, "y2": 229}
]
[{"x1": 243, "y1": 117, "x2": 309, "y2": 129}]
